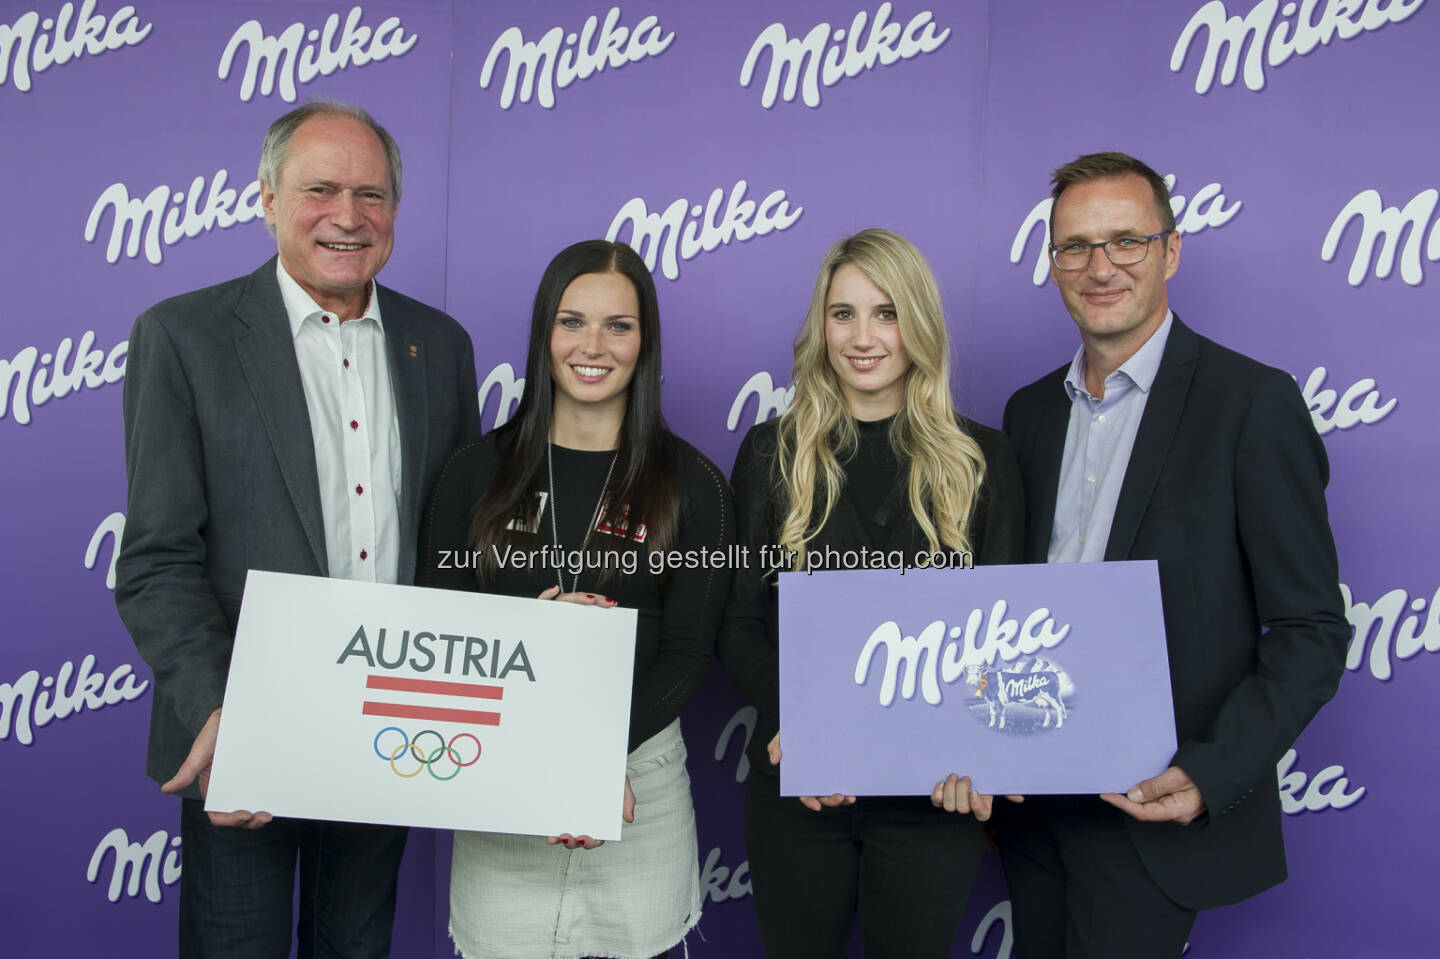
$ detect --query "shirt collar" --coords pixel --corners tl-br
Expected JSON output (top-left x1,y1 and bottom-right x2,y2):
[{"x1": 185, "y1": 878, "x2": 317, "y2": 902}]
[
  {"x1": 1062, "y1": 310, "x2": 1173, "y2": 402},
  {"x1": 275, "y1": 260, "x2": 383, "y2": 340}
]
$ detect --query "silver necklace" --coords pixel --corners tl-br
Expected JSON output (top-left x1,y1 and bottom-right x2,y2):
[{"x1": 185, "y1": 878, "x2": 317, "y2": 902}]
[{"x1": 546, "y1": 440, "x2": 618, "y2": 594}]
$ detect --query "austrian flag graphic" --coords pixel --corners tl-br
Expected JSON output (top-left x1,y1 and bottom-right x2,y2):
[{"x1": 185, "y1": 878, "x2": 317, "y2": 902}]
[{"x1": 361, "y1": 675, "x2": 503, "y2": 726}]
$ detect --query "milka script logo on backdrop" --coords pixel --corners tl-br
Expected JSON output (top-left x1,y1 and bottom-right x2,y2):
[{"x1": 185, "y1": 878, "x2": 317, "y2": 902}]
[
  {"x1": 1011, "y1": 173, "x2": 1241, "y2": 286},
  {"x1": 87, "y1": 511, "x2": 125, "y2": 589},
  {"x1": 480, "y1": 361, "x2": 524, "y2": 430},
  {"x1": 703, "y1": 706, "x2": 755, "y2": 902},
  {"x1": 1, "y1": 329, "x2": 127, "y2": 427},
  {"x1": 607, "y1": 180, "x2": 802, "y2": 280},
  {"x1": 1321, "y1": 185, "x2": 1439, "y2": 286},
  {"x1": 739, "y1": 2, "x2": 949, "y2": 108},
  {"x1": 217, "y1": 5, "x2": 416, "y2": 103},
  {"x1": 1, "y1": 654, "x2": 149, "y2": 746},
  {"x1": 84, "y1": 168, "x2": 262, "y2": 265},
  {"x1": 1171, "y1": 0, "x2": 1425, "y2": 94},
  {"x1": 1343, "y1": 580, "x2": 1440, "y2": 682},
  {"x1": 1299, "y1": 367, "x2": 1395, "y2": 435},
  {"x1": 1278, "y1": 747, "x2": 1365, "y2": 814},
  {"x1": 0, "y1": 0, "x2": 150, "y2": 93},
  {"x1": 727, "y1": 371, "x2": 793, "y2": 431},
  {"x1": 970, "y1": 902, "x2": 1016, "y2": 959},
  {"x1": 715, "y1": 704, "x2": 757, "y2": 783},
  {"x1": 700, "y1": 846, "x2": 752, "y2": 903},
  {"x1": 853, "y1": 602, "x2": 1071, "y2": 707},
  {"x1": 87, "y1": 826, "x2": 179, "y2": 903},
  {"x1": 480, "y1": 6, "x2": 672, "y2": 110}
]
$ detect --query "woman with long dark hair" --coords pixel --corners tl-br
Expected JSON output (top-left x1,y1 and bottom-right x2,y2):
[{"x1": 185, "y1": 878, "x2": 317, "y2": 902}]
[
  {"x1": 422, "y1": 240, "x2": 733, "y2": 959},
  {"x1": 718, "y1": 228, "x2": 1024, "y2": 956}
]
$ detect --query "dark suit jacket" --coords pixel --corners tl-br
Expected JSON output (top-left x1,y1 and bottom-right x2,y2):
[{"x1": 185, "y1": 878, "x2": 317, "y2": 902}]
[
  {"x1": 718, "y1": 415, "x2": 1025, "y2": 778},
  {"x1": 1002, "y1": 315, "x2": 1348, "y2": 909},
  {"x1": 115, "y1": 257, "x2": 482, "y2": 794}
]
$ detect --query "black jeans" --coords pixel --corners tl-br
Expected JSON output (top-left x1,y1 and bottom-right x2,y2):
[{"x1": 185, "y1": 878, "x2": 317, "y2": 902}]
[
  {"x1": 744, "y1": 772, "x2": 985, "y2": 958},
  {"x1": 993, "y1": 796, "x2": 1198, "y2": 959},
  {"x1": 179, "y1": 799, "x2": 408, "y2": 959}
]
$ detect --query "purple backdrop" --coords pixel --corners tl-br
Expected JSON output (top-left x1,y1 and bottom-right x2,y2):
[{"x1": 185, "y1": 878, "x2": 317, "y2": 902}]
[{"x1": 2, "y1": 0, "x2": 1431, "y2": 955}]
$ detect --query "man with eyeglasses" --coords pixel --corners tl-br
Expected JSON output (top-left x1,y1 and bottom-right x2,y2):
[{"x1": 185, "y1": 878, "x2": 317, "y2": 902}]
[{"x1": 995, "y1": 152, "x2": 1347, "y2": 957}]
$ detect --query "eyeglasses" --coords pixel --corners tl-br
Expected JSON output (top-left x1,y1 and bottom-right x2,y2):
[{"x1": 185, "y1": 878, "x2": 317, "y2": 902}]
[{"x1": 1049, "y1": 232, "x2": 1172, "y2": 271}]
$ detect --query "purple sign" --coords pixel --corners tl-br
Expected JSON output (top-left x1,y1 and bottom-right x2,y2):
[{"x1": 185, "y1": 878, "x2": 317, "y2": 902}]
[{"x1": 778, "y1": 562, "x2": 1175, "y2": 796}]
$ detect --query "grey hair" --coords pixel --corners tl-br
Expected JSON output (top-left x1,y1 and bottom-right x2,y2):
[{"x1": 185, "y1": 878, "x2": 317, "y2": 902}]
[{"x1": 258, "y1": 101, "x2": 403, "y2": 205}]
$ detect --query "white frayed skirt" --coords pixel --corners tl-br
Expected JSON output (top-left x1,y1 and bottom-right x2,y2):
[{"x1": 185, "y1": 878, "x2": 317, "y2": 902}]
[{"x1": 449, "y1": 720, "x2": 701, "y2": 959}]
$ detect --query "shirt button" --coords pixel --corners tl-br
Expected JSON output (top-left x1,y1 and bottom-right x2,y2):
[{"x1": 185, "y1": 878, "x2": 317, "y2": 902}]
[
  {"x1": 355, "y1": 484, "x2": 364, "y2": 495},
  {"x1": 1087, "y1": 476, "x2": 1096, "y2": 484},
  {"x1": 343, "y1": 358, "x2": 350, "y2": 368},
  {"x1": 322, "y1": 316, "x2": 331, "y2": 324},
  {"x1": 1097, "y1": 414, "x2": 1106, "y2": 423},
  {"x1": 350, "y1": 419, "x2": 358, "y2": 430},
  {"x1": 359, "y1": 549, "x2": 368, "y2": 560}
]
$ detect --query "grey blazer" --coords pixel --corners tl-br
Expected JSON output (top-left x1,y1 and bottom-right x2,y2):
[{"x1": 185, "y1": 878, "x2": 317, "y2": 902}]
[{"x1": 115, "y1": 257, "x2": 482, "y2": 794}]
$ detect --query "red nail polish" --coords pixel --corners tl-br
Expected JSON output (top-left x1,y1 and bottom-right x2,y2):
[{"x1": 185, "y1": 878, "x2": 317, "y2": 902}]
[{"x1": 586, "y1": 594, "x2": 594, "y2": 599}]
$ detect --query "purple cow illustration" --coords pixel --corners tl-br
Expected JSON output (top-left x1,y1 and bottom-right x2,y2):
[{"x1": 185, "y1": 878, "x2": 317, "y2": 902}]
[{"x1": 962, "y1": 663, "x2": 1068, "y2": 730}]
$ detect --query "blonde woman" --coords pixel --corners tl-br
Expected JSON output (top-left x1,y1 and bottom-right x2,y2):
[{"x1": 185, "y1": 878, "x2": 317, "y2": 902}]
[{"x1": 718, "y1": 228, "x2": 1023, "y2": 957}]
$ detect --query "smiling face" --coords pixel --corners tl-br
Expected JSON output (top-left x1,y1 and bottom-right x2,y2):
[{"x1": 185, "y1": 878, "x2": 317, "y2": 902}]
[
  {"x1": 548, "y1": 271, "x2": 642, "y2": 422},
  {"x1": 1049, "y1": 174, "x2": 1180, "y2": 353},
  {"x1": 260, "y1": 113, "x2": 397, "y2": 319},
  {"x1": 824, "y1": 262, "x2": 912, "y2": 420}
]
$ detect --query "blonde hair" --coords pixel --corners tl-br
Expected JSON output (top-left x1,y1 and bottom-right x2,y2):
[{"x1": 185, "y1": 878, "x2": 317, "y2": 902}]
[{"x1": 776, "y1": 228, "x2": 985, "y2": 569}]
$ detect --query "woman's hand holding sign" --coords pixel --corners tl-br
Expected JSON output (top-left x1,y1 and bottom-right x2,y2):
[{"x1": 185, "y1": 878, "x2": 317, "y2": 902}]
[
  {"x1": 768, "y1": 731, "x2": 857, "y2": 812},
  {"x1": 930, "y1": 774, "x2": 1023, "y2": 823}
]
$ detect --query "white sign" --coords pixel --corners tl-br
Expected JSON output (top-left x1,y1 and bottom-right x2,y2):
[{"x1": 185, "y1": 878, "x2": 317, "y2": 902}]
[{"x1": 207, "y1": 571, "x2": 637, "y2": 839}]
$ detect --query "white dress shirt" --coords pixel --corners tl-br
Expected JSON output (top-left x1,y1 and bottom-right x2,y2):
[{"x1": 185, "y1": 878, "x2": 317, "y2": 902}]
[{"x1": 277, "y1": 261, "x2": 402, "y2": 584}]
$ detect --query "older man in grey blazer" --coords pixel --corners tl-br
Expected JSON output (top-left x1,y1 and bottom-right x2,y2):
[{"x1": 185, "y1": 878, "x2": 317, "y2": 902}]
[{"x1": 115, "y1": 102, "x2": 481, "y2": 958}]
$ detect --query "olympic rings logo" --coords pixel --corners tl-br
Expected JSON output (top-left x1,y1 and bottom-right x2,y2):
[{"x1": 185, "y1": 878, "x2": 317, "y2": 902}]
[{"x1": 372, "y1": 727, "x2": 482, "y2": 781}]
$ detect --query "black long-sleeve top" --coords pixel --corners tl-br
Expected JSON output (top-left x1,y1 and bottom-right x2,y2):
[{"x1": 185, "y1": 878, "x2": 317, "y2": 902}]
[
  {"x1": 421, "y1": 434, "x2": 734, "y2": 751},
  {"x1": 717, "y1": 415, "x2": 1025, "y2": 777}
]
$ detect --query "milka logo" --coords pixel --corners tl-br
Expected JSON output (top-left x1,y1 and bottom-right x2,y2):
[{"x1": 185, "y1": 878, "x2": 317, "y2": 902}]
[
  {"x1": 0, "y1": 0, "x2": 151, "y2": 93},
  {"x1": 85, "y1": 168, "x2": 262, "y2": 265},
  {"x1": 1344, "y1": 580, "x2": 1440, "y2": 681},
  {"x1": 87, "y1": 511, "x2": 125, "y2": 589},
  {"x1": 970, "y1": 901, "x2": 1015, "y2": 959},
  {"x1": 740, "y1": 2, "x2": 949, "y2": 108},
  {"x1": 2, "y1": 330, "x2": 127, "y2": 427},
  {"x1": 1299, "y1": 367, "x2": 1395, "y2": 435},
  {"x1": 714, "y1": 704, "x2": 757, "y2": 783},
  {"x1": 1, "y1": 654, "x2": 149, "y2": 746},
  {"x1": 1321, "y1": 185, "x2": 1439, "y2": 286},
  {"x1": 854, "y1": 602, "x2": 1071, "y2": 707},
  {"x1": 1278, "y1": 748, "x2": 1365, "y2": 814},
  {"x1": 217, "y1": 6, "x2": 416, "y2": 102},
  {"x1": 87, "y1": 827, "x2": 180, "y2": 903},
  {"x1": 1171, "y1": 0, "x2": 1425, "y2": 94},
  {"x1": 728, "y1": 371, "x2": 794, "y2": 431},
  {"x1": 607, "y1": 179, "x2": 802, "y2": 280},
  {"x1": 1010, "y1": 174, "x2": 1241, "y2": 286},
  {"x1": 480, "y1": 6, "x2": 672, "y2": 110},
  {"x1": 700, "y1": 845, "x2": 752, "y2": 904},
  {"x1": 479, "y1": 361, "x2": 524, "y2": 430}
]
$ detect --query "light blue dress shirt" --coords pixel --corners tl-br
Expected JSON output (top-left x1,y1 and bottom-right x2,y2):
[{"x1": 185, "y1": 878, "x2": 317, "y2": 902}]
[{"x1": 1048, "y1": 312, "x2": 1174, "y2": 564}]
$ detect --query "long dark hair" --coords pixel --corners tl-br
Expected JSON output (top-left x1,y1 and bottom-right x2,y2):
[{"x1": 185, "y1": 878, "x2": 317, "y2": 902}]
[{"x1": 468, "y1": 240, "x2": 679, "y2": 582}]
